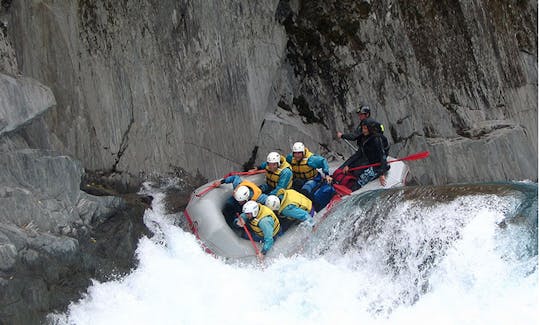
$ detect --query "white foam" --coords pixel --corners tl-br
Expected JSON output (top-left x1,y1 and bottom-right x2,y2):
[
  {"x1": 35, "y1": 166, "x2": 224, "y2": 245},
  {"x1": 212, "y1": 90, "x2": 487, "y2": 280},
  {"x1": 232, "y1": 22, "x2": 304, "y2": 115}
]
[{"x1": 50, "y1": 188, "x2": 538, "y2": 325}]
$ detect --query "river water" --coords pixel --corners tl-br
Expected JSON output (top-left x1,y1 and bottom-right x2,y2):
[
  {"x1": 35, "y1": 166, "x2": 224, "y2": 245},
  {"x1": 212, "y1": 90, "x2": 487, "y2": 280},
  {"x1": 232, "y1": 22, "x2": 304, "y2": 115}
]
[{"x1": 50, "y1": 181, "x2": 538, "y2": 325}]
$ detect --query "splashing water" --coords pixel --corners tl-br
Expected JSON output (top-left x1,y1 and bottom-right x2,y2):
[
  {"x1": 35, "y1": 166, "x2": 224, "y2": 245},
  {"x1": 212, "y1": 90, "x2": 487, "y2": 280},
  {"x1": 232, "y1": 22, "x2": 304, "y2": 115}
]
[{"x1": 49, "y1": 183, "x2": 538, "y2": 325}]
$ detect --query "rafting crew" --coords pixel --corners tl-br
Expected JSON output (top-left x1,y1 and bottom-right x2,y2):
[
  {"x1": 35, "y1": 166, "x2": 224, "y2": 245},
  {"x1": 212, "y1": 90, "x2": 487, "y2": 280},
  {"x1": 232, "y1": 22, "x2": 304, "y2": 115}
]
[{"x1": 234, "y1": 200, "x2": 281, "y2": 260}]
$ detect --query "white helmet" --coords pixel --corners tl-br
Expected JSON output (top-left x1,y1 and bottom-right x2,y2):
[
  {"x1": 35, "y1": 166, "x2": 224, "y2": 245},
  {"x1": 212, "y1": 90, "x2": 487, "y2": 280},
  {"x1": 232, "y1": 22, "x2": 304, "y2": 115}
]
[
  {"x1": 265, "y1": 195, "x2": 281, "y2": 211},
  {"x1": 266, "y1": 152, "x2": 281, "y2": 165},
  {"x1": 233, "y1": 186, "x2": 250, "y2": 202},
  {"x1": 242, "y1": 200, "x2": 259, "y2": 216},
  {"x1": 292, "y1": 142, "x2": 305, "y2": 153}
]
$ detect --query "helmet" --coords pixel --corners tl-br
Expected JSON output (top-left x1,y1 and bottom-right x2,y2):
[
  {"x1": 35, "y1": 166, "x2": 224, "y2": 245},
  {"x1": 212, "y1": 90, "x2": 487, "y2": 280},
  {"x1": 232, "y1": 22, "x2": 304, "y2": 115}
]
[
  {"x1": 266, "y1": 152, "x2": 281, "y2": 165},
  {"x1": 242, "y1": 200, "x2": 259, "y2": 216},
  {"x1": 356, "y1": 105, "x2": 371, "y2": 114},
  {"x1": 265, "y1": 195, "x2": 281, "y2": 211},
  {"x1": 233, "y1": 186, "x2": 250, "y2": 202},
  {"x1": 292, "y1": 142, "x2": 305, "y2": 153}
]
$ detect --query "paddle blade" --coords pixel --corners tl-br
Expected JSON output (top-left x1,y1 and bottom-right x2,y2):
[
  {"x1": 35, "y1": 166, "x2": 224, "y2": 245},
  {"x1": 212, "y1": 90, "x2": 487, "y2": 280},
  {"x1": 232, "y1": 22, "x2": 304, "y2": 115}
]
[
  {"x1": 333, "y1": 183, "x2": 352, "y2": 196},
  {"x1": 398, "y1": 151, "x2": 430, "y2": 162}
]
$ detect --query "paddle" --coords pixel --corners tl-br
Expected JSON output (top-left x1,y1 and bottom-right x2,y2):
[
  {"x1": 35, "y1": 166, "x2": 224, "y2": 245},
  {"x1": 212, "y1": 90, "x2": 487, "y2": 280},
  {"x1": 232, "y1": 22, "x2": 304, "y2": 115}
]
[
  {"x1": 195, "y1": 169, "x2": 265, "y2": 197},
  {"x1": 332, "y1": 183, "x2": 352, "y2": 196},
  {"x1": 348, "y1": 151, "x2": 430, "y2": 172},
  {"x1": 242, "y1": 224, "x2": 261, "y2": 257},
  {"x1": 343, "y1": 139, "x2": 357, "y2": 154},
  {"x1": 237, "y1": 213, "x2": 262, "y2": 261}
]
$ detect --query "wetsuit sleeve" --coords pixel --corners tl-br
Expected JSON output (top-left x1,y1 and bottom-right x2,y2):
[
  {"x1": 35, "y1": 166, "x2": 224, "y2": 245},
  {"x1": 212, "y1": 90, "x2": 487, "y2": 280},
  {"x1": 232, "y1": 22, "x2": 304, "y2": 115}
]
[
  {"x1": 222, "y1": 176, "x2": 233, "y2": 184},
  {"x1": 285, "y1": 153, "x2": 293, "y2": 164},
  {"x1": 341, "y1": 150, "x2": 364, "y2": 168},
  {"x1": 308, "y1": 155, "x2": 330, "y2": 175},
  {"x1": 233, "y1": 213, "x2": 249, "y2": 228},
  {"x1": 280, "y1": 204, "x2": 309, "y2": 222},
  {"x1": 341, "y1": 125, "x2": 362, "y2": 141},
  {"x1": 222, "y1": 175, "x2": 241, "y2": 187},
  {"x1": 258, "y1": 217, "x2": 275, "y2": 254},
  {"x1": 222, "y1": 175, "x2": 242, "y2": 188},
  {"x1": 256, "y1": 193, "x2": 269, "y2": 205},
  {"x1": 375, "y1": 136, "x2": 388, "y2": 172},
  {"x1": 260, "y1": 183, "x2": 270, "y2": 193},
  {"x1": 269, "y1": 168, "x2": 292, "y2": 195}
]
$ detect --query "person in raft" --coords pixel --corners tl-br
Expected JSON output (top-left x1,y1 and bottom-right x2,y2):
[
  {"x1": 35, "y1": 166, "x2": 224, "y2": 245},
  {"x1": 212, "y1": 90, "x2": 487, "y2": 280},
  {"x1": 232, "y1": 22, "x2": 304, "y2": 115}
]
[
  {"x1": 234, "y1": 200, "x2": 281, "y2": 260},
  {"x1": 251, "y1": 151, "x2": 293, "y2": 195}
]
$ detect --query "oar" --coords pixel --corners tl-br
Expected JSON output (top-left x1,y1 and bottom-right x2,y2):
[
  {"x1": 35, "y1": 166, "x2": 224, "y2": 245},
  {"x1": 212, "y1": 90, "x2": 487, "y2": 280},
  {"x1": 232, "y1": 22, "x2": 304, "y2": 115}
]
[
  {"x1": 242, "y1": 224, "x2": 261, "y2": 257},
  {"x1": 195, "y1": 169, "x2": 265, "y2": 197},
  {"x1": 348, "y1": 151, "x2": 430, "y2": 172},
  {"x1": 237, "y1": 213, "x2": 262, "y2": 261},
  {"x1": 225, "y1": 170, "x2": 265, "y2": 177},
  {"x1": 343, "y1": 139, "x2": 357, "y2": 154},
  {"x1": 332, "y1": 183, "x2": 352, "y2": 196}
]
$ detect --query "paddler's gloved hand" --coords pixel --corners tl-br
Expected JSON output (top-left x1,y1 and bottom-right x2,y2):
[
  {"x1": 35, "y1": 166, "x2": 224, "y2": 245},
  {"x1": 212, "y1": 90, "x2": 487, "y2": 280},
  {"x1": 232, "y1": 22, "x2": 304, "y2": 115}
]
[
  {"x1": 235, "y1": 217, "x2": 245, "y2": 227},
  {"x1": 212, "y1": 179, "x2": 225, "y2": 187}
]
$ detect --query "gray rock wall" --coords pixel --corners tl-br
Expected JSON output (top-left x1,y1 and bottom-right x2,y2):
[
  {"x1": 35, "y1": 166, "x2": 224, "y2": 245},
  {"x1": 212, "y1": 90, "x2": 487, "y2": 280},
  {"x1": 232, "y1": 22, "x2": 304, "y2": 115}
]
[
  {"x1": 0, "y1": 58, "x2": 148, "y2": 324},
  {"x1": 0, "y1": 1, "x2": 536, "y2": 322},
  {"x1": 1, "y1": 0, "x2": 537, "y2": 187},
  {"x1": 6, "y1": 1, "x2": 287, "y2": 180},
  {"x1": 0, "y1": 148, "x2": 144, "y2": 324}
]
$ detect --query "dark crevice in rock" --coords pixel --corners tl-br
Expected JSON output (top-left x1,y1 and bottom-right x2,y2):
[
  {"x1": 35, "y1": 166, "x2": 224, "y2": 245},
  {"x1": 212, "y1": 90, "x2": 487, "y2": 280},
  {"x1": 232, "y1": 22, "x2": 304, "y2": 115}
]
[
  {"x1": 1, "y1": 0, "x2": 11, "y2": 10},
  {"x1": 275, "y1": 0, "x2": 294, "y2": 25},
  {"x1": 390, "y1": 125, "x2": 398, "y2": 144},
  {"x1": 277, "y1": 98, "x2": 292, "y2": 111},
  {"x1": 396, "y1": 115, "x2": 412, "y2": 124},
  {"x1": 112, "y1": 94, "x2": 135, "y2": 173},
  {"x1": 423, "y1": 125, "x2": 438, "y2": 138},
  {"x1": 293, "y1": 95, "x2": 326, "y2": 127},
  {"x1": 396, "y1": 131, "x2": 423, "y2": 143},
  {"x1": 242, "y1": 146, "x2": 259, "y2": 172}
]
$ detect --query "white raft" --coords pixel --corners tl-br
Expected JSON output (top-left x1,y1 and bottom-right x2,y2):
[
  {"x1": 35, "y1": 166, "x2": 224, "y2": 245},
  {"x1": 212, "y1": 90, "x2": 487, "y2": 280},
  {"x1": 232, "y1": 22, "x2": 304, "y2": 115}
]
[{"x1": 183, "y1": 158, "x2": 410, "y2": 263}]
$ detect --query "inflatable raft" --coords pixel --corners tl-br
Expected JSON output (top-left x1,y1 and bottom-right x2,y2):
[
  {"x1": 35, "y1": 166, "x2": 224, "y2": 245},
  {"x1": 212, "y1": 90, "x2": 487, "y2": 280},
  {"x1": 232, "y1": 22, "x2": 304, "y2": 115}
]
[{"x1": 183, "y1": 158, "x2": 410, "y2": 263}]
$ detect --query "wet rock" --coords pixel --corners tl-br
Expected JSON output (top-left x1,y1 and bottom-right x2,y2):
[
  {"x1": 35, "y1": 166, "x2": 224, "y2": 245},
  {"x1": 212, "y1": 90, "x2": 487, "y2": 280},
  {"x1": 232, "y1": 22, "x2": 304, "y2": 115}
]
[{"x1": 0, "y1": 149, "x2": 150, "y2": 324}]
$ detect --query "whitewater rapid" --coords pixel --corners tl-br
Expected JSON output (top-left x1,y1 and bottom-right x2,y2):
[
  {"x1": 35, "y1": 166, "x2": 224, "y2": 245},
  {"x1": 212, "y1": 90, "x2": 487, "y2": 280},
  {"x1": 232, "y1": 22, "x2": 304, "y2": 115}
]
[{"x1": 50, "y1": 182, "x2": 538, "y2": 325}]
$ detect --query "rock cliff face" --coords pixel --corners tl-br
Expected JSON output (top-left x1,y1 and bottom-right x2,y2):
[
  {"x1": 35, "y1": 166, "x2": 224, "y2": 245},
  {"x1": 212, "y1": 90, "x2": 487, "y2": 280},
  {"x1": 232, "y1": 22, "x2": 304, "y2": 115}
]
[
  {"x1": 1, "y1": 0, "x2": 535, "y2": 186},
  {"x1": 0, "y1": 0, "x2": 536, "y2": 322},
  {"x1": 0, "y1": 148, "x2": 151, "y2": 324}
]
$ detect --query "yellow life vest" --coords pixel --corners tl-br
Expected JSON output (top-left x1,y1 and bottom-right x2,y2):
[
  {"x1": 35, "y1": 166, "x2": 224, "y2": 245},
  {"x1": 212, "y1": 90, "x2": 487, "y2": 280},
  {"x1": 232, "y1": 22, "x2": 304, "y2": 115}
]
[
  {"x1": 265, "y1": 155, "x2": 292, "y2": 189},
  {"x1": 235, "y1": 180, "x2": 262, "y2": 201},
  {"x1": 290, "y1": 148, "x2": 319, "y2": 180},
  {"x1": 276, "y1": 188, "x2": 312, "y2": 214},
  {"x1": 249, "y1": 204, "x2": 280, "y2": 238}
]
